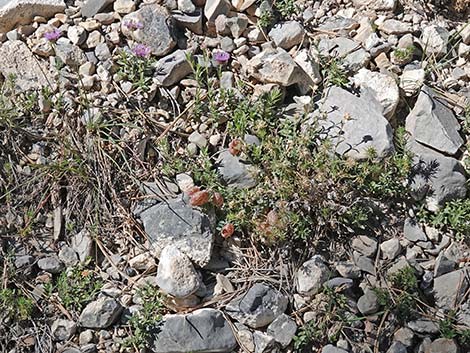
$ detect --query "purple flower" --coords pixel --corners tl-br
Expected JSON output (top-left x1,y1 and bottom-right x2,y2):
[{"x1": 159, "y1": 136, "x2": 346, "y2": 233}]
[
  {"x1": 133, "y1": 44, "x2": 151, "y2": 58},
  {"x1": 43, "y1": 28, "x2": 61, "y2": 41},
  {"x1": 213, "y1": 50, "x2": 230, "y2": 64},
  {"x1": 123, "y1": 20, "x2": 143, "y2": 30}
]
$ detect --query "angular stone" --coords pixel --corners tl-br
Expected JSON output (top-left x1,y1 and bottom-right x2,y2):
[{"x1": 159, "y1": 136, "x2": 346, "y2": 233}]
[
  {"x1": 138, "y1": 197, "x2": 215, "y2": 267},
  {"x1": 226, "y1": 283, "x2": 288, "y2": 328},
  {"x1": 37, "y1": 256, "x2": 64, "y2": 274},
  {"x1": 248, "y1": 48, "x2": 306, "y2": 86},
  {"x1": 421, "y1": 25, "x2": 449, "y2": 58},
  {"x1": 380, "y1": 238, "x2": 401, "y2": 260},
  {"x1": 217, "y1": 150, "x2": 258, "y2": 188},
  {"x1": 408, "y1": 139, "x2": 467, "y2": 211},
  {"x1": 433, "y1": 269, "x2": 469, "y2": 310},
  {"x1": 154, "y1": 49, "x2": 192, "y2": 86},
  {"x1": 406, "y1": 86, "x2": 463, "y2": 155},
  {"x1": 296, "y1": 256, "x2": 330, "y2": 296},
  {"x1": 352, "y1": 0, "x2": 396, "y2": 10},
  {"x1": 0, "y1": 40, "x2": 54, "y2": 91},
  {"x1": 253, "y1": 331, "x2": 275, "y2": 353},
  {"x1": 156, "y1": 245, "x2": 201, "y2": 298},
  {"x1": 173, "y1": 9, "x2": 203, "y2": 35},
  {"x1": 204, "y1": 0, "x2": 231, "y2": 22},
  {"x1": 393, "y1": 327, "x2": 415, "y2": 347},
  {"x1": 121, "y1": 4, "x2": 176, "y2": 57},
  {"x1": 428, "y1": 338, "x2": 459, "y2": 353},
  {"x1": 407, "y1": 319, "x2": 439, "y2": 334},
  {"x1": 51, "y1": 319, "x2": 76, "y2": 341},
  {"x1": 322, "y1": 345, "x2": 349, "y2": 353},
  {"x1": 81, "y1": 0, "x2": 113, "y2": 17},
  {"x1": 352, "y1": 68, "x2": 399, "y2": 120},
  {"x1": 268, "y1": 21, "x2": 304, "y2": 50},
  {"x1": 315, "y1": 86, "x2": 394, "y2": 160},
  {"x1": 55, "y1": 41, "x2": 87, "y2": 67},
  {"x1": 153, "y1": 309, "x2": 237, "y2": 353},
  {"x1": 79, "y1": 297, "x2": 123, "y2": 329},
  {"x1": 294, "y1": 49, "x2": 322, "y2": 93},
  {"x1": 71, "y1": 229, "x2": 93, "y2": 263},
  {"x1": 319, "y1": 16, "x2": 358, "y2": 33},
  {"x1": 0, "y1": 0, "x2": 65, "y2": 32},
  {"x1": 352, "y1": 235, "x2": 378, "y2": 257},
  {"x1": 266, "y1": 314, "x2": 297, "y2": 348},
  {"x1": 386, "y1": 342, "x2": 407, "y2": 353},
  {"x1": 357, "y1": 289, "x2": 379, "y2": 315},
  {"x1": 403, "y1": 218, "x2": 427, "y2": 242},
  {"x1": 378, "y1": 19, "x2": 412, "y2": 35},
  {"x1": 114, "y1": 0, "x2": 135, "y2": 14},
  {"x1": 400, "y1": 68, "x2": 425, "y2": 97}
]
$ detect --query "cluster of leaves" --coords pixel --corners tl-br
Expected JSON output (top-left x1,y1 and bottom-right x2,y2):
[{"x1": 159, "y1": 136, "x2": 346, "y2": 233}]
[
  {"x1": 374, "y1": 266, "x2": 420, "y2": 324},
  {"x1": 418, "y1": 198, "x2": 470, "y2": 240},
  {"x1": 45, "y1": 262, "x2": 103, "y2": 312},
  {"x1": 293, "y1": 286, "x2": 357, "y2": 351},
  {"x1": 439, "y1": 311, "x2": 470, "y2": 349},
  {"x1": 116, "y1": 49, "x2": 155, "y2": 91},
  {"x1": 123, "y1": 285, "x2": 165, "y2": 349},
  {"x1": 257, "y1": 0, "x2": 298, "y2": 28},
  {"x1": 0, "y1": 288, "x2": 34, "y2": 322}
]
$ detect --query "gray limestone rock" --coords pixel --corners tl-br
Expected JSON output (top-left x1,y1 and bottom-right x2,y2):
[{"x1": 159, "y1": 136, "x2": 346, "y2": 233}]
[
  {"x1": 296, "y1": 256, "x2": 330, "y2": 296},
  {"x1": 138, "y1": 196, "x2": 215, "y2": 267},
  {"x1": 266, "y1": 314, "x2": 297, "y2": 348},
  {"x1": 406, "y1": 86, "x2": 463, "y2": 155},
  {"x1": 268, "y1": 21, "x2": 305, "y2": 50},
  {"x1": 81, "y1": 0, "x2": 113, "y2": 18},
  {"x1": 79, "y1": 297, "x2": 123, "y2": 329},
  {"x1": 121, "y1": 4, "x2": 176, "y2": 56},
  {"x1": 152, "y1": 309, "x2": 237, "y2": 353},
  {"x1": 314, "y1": 86, "x2": 394, "y2": 160},
  {"x1": 433, "y1": 269, "x2": 469, "y2": 310},
  {"x1": 154, "y1": 49, "x2": 192, "y2": 86},
  {"x1": 226, "y1": 283, "x2": 288, "y2": 328},
  {"x1": 217, "y1": 150, "x2": 258, "y2": 189}
]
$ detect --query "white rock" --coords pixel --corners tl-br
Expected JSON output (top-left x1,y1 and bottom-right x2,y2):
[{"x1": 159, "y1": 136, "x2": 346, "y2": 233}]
[
  {"x1": 114, "y1": 0, "x2": 135, "y2": 14},
  {"x1": 296, "y1": 256, "x2": 330, "y2": 296},
  {"x1": 155, "y1": 245, "x2": 202, "y2": 298},
  {"x1": 400, "y1": 68, "x2": 425, "y2": 97},
  {"x1": 352, "y1": 68, "x2": 399, "y2": 120}
]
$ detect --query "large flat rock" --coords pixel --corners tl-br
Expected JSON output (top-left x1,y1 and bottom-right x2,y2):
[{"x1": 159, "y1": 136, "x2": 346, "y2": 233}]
[
  {"x1": 0, "y1": 40, "x2": 55, "y2": 91},
  {"x1": 0, "y1": 0, "x2": 65, "y2": 32},
  {"x1": 314, "y1": 86, "x2": 395, "y2": 160}
]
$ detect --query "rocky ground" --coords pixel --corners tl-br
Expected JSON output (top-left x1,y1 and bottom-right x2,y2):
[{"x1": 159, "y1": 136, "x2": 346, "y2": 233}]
[{"x1": 1, "y1": 0, "x2": 470, "y2": 352}]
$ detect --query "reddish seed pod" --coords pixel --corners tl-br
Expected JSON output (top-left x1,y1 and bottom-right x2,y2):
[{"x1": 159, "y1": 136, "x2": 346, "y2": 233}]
[
  {"x1": 212, "y1": 192, "x2": 224, "y2": 208},
  {"x1": 187, "y1": 186, "x2": 201, "y2": 196},
  {"x1": 221, "y1": 223, "x2": 235, "y2": 238},
  {"x1": 190, "y1": 190, "x2": 210, "y2": 206},
  {"x1": 228, "y1": 139, "x2": 242, "y2": 156}
]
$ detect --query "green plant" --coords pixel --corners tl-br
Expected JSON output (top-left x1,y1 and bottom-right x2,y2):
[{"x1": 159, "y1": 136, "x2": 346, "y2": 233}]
[
  {"x1": 418, "y1": 198, "x2": 470, "y2": 239},
  {"x1": 116, "y1": 49, "x2": 155, "y2": 91},
  {"x1": 257, "y1": 10, "x2": 274, "y2": 28},
  {"x1": 124, "y1": 285, "x2": 165, "y2": 349},
  {"x1": 322, "y1": 58, "x2": 349, "y2": 87},
  {"x1": 274, "y1": 0, "x2": 297, "y2": 18},
  {"x1": 54, "y1": 263, "x2": 103, "y2": 312},
  {"x1": 393, "y1": 46, "x2": 415, "y2": 61},
  {"x1": 293, "y1": 286, "x2": 353, "y2": 351},
  {"x1": 374, "y1": 267, "x2": 419, "y2": 324},
  {"x1": 0, "y1": 288, "x2": 34, "y2": 322}
]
